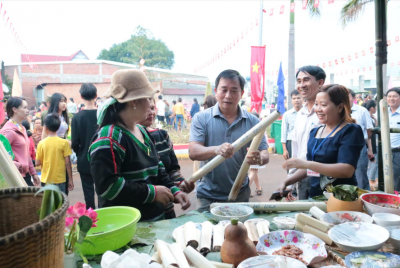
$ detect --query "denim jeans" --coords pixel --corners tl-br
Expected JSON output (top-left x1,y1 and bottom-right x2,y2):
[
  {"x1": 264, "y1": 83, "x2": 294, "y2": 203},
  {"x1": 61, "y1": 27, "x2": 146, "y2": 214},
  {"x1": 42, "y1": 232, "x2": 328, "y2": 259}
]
[
  {"x1": 175, "y1": 114, "x2": 184, "y2": 131},
  {"x1": 355, "y1": 146, "x2": 370, "y2": 190},
  {"x1": 367, "y1": 153, "x2": 378, "y2": 181}
]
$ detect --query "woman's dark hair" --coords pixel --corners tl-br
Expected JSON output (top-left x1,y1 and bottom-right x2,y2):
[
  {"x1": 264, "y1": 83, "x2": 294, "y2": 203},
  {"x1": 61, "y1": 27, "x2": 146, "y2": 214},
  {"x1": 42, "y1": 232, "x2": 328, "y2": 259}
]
[
  {"x1": 365, "y1": 100, "x2": 376, "y2": 111},
  {"x1": 296, "y1": 65, "x2": 326, "y2": 82},
  {"x1": 320, "y1": 84, "x2": 355, "y2": 124},
  {"x1": 80, "y1": 83, "x2": 97, "y2": 100},
  {"x1": 48, "y1": 93, "x2": 69, "y2": 129},
  {"x1": 193, "y1": 98, "x2": 198, "y2": 104},
  {"x1": 204, "y1": 95, "x2": 217, "y2": 110},
  {"x1": 99, "y1": 102, "x2": 128, "y2": 129},
  {"x1": 0, "y1": 97, "x2": 25, "y2": 128},
  {"x1": 215, "y1": 69, "x2": 246, "y2": 91}
]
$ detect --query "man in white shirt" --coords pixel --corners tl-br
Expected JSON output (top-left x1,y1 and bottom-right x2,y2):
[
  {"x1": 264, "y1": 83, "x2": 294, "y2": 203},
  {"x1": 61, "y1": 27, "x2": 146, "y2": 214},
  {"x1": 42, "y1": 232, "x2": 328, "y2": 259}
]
[
  {"x1": 387, "y1": 88, "x2": 400, "y2": 191},
  {"x1": 156, "y1": 95, "x2": 166, "y2": 125},
  {"x1": 287, "y1": 66, "x2": 326, "y2": 200},
  {"x1": 281, "y1": 90, "x2": 303, "y2": 160},
  {"x1": 67, "y1": 98, "x2": 77, "y2": 115},
  {"x1": 348, "y1": 89, "x2": 374, "y2": 190}
]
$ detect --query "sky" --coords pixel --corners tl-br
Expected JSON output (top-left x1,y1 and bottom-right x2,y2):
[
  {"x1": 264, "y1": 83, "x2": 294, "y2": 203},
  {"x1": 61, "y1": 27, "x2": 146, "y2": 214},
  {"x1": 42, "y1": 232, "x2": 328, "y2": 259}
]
[{"x1": 1, "y1": 0, "x2": 400, "y2": 87}]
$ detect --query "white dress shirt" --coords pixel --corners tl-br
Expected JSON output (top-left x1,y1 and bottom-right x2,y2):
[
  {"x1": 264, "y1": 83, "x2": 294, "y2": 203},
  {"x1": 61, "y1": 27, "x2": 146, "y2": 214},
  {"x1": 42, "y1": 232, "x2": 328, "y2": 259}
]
[
  {"x1": 389, "y1": 106, "x2": 400, "y2": 148},
  {"x1": 156, "y1": 101, "x2": 166, "y2": 116},
  {"x1": 281, "y1": 108, "x2": 298, "y2": 143},
  {"x1": 350, "y1": 104, "x2": 373, "y2": 140}
]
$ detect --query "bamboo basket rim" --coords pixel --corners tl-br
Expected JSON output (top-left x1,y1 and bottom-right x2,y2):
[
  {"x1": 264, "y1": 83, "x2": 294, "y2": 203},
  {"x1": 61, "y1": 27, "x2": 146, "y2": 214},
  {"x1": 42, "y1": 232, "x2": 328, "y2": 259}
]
[{"x1": 0, "y1": 187, "x2": 69, "y2": 246}]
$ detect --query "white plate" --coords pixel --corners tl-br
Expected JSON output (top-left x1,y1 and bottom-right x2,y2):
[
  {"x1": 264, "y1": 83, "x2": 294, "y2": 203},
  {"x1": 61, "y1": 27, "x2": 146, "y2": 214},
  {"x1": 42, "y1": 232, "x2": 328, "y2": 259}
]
[
  {"x1": 320, "y1": 211, "x2": 373, "y2": 226},
  {"x1": 238, "y1": 255, "x2": 307, "y2": 268}
]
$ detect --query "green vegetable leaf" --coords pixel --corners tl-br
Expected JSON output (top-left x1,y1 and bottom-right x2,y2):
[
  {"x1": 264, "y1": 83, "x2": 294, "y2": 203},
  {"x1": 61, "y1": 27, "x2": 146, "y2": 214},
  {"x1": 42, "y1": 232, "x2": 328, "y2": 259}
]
[
  {"x1": 34, "y1": 184, "x2": 62, "y2": 196},
  {"x1": 77, "y1": 215, "x2": 93, "y2": 244},
  {"x1": 332, "y1": 184, "x2": 359, "y2": 201}
]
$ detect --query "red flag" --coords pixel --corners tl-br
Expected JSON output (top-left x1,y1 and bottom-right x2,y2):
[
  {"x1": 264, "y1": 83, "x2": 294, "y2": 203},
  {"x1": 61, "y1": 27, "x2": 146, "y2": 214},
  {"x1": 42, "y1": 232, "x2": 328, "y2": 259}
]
[
  {"x1": 302, "y1": 0, "x2": 307, "y2": 9},
  {"x1": 290, "y1": 3, "x2": 295, "y2": 12},
  {"x1": 369, "y1": 66, "x2": 372, "y2": 70},
  {"x1": 335, "y1": 59, "x2": 338, "y2": 65},
  {"x1": 362, "y1": 50, "x2": 365, "y2": 56},
  {"x1": 348, "y1": 55, "x2": 351, "y2": 61},
  {"x1": 341, "y1": 57, "x2": 344, "y2": 63},
  {"x1": 0, "y1": 74, "x2": 4, "y2": 124},
  {"x1": 363, "y1": 67, "x2": 366, "y2": 71},
  {"x1": 329, "y1": 61, "x2": 332, "y2": 67},
  {"x1": 263, "y1": 9, "x2": 266, "y2": 13},
  {"x1": 314, "y1": 0, "x2": 320, "y2": 8},
  {"x1": 269, "y1": 8, "x2": 274, "y2": 16},
  {"x1": 280, "y1": 5, "x2": 284, "y2": 14},
  {"x1": 2, "y1": 10, "x2": 6, "y2": 20},
  {"x1": 5, "y1": 16, "x2": 9, "y2": 26},
  {"x1": 396, "y1": 36, "x2": 399, "y2": 42},
  {"x1": 323, "y1": 63, "x2": 326, "y2": 68},
  {"x1": 370, "y1": 47, "x2": 373, "y2": 53},
  {"x1": 355, "y1": 53, "x2": 358, "y2": 58},
  {"x1": 328, "y1": 0, "x2": 334, "y2": 3},
  {"x1": 250, "y1": 46, "x2": 266, "y2": 113}
]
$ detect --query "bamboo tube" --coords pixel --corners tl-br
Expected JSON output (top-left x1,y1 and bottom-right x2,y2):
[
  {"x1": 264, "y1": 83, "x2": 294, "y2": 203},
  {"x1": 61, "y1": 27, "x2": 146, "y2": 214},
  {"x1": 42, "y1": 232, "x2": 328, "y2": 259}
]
[
  {"x1": 296, "y1": 213, "x2": 330, "y2": 233},
  {"x1": 185, "y1": 111, "x2": 280, "y2": 184},
  {"x1": 259, "y1": 221, "x2": 270, "y2": 236},
  {"x1": 303, "y1": 225, "x2": 333, "y2": 245},
  {"x1": 229, "y1": 131, "x2": 265, "y2": 201},
  {"x1": 151, "y1": 252, "x2": 162, "y2": 264},
  {"x1": 200, "y1": 221, "x2": 213, "y2": 255},
  {"x1": 209, "y1": 261, "x2": 233, "y2": 268},
  {"x1": 183, "y1": 246, "x2": 217, "y2": 268},
  {"x1": 175, "y1": 226, "x2": 186, "y2": 250},
  {"x1": 154, "y1": 240, "x2": 179, "y2": 268},
  {"x1": 295, "y1": 221, "x2": 305, "y2": 231},
  {"x1": 309, "y1": 206, "x2": 326, "y2": 220},
  {"x1": 168, "y1": 243, "x2": 190, "y2": 268},
  {"x1": 184, "y1": 222, "x2": 199, "y2": 249},
  {"x1": 210, "y1": 202, "x2": 327, "y2": 212},
  {"x1": 0, "y1": 141, "x2": 27, "y2": 187},
  {"x1": 256, "y1": 221, "x2": 266, "y2": 238},
  {"x1": 212, "y1": 224, "x2": 225, "y2": 252},
  {"x1": 244, "y1": 221, "x2": 258, "y2": 245},
  {"x1": 380, "y1": 100, "x2": 394, "y2": 194}
]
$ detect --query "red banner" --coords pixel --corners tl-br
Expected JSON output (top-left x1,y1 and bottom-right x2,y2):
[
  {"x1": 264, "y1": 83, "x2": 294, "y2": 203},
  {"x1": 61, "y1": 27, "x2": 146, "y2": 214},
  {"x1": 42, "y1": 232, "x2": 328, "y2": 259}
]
[{"x1": 250, "y1": 46, "x2": 266, "y2": 113}]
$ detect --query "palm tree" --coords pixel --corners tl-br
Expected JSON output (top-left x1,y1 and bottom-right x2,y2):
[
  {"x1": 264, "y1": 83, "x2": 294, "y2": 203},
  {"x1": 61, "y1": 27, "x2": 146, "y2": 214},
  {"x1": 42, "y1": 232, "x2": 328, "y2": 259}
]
[
  {"x1": 340, "y1": 0, "x2": 375, "y2": 28},
  {"x1": 287, "y1": 0, "x2": 319, "y2": 109}
]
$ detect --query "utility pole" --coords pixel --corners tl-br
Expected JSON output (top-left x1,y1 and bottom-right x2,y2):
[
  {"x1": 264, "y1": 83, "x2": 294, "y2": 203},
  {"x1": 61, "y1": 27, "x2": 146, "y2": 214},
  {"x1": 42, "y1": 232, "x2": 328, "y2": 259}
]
[
  {"x1": 375, "y1": 0, "x2": 388, "y2": 191},
  {"x1": 287, "y1": 0, "x2": 295, "y2": 110}
]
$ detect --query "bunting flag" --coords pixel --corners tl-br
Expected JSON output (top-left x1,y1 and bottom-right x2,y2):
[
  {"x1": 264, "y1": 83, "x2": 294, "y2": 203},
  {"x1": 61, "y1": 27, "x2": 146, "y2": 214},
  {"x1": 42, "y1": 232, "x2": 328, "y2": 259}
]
[
  {"x1": 0, "y1": 74, "x2": 4, "y2": 123},
  {"x1": 250, "y1": 46, "x2": 266, "y2": 113},
  {"x1": 277, "y1": 63, "x2": 286, "y2": 114},
  {"x1": 11, "y1": 69, "x2": 22, "y2": 97}
]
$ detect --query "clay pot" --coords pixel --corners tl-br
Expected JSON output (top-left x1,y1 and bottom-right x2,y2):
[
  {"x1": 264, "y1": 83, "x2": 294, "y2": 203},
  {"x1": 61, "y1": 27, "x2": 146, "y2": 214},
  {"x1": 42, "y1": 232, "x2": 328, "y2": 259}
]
[{"x1": 327, "y1": 195, "x2": 363, "y2": 212}]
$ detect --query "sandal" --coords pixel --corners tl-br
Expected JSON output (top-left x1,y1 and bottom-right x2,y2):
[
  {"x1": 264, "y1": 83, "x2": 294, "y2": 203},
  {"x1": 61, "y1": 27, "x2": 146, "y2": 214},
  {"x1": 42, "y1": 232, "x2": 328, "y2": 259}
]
[{"x1": 256, "y1": 188, "x2": 263, "y2": 196}]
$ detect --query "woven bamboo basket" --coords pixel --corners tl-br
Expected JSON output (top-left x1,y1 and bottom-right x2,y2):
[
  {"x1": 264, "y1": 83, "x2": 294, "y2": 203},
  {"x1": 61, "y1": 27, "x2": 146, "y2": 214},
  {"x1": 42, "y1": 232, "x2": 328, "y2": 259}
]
[{"x1": 0, "y1": 187, "x2": 69, "y2": 268}]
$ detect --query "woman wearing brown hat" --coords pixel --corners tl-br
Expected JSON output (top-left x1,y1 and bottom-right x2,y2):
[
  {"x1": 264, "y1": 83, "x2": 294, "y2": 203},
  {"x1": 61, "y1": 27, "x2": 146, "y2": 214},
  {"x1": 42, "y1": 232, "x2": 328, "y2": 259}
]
[{"x1": 89, "y1": 69, "x2": 190, "y2": 221}]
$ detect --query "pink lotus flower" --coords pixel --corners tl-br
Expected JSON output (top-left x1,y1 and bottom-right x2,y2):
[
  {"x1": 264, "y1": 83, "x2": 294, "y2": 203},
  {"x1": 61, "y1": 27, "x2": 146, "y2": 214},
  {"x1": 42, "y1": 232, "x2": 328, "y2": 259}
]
[
  {"x1": 65, "y1": 217, "x2": 75, "y2": 228},
  {"x1": 284, "y1": 231, "x2": 289, "y2": 236},
  {"x1": 65, "y1": 202, "x2": 98, "y2": 228},
  {"x1": 280, "y1": 239, "x2": 284, "y2": 243},
  {"x1": 292, "y1": 237, "x2": 298, "y2": 243}
]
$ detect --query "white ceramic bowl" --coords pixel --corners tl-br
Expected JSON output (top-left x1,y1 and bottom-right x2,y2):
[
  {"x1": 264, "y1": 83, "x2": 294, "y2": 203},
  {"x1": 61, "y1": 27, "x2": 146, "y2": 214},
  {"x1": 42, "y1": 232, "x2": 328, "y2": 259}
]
[
  {"x1": 273, "y1": 216, "x2": 296, "y2": 230},
  {"x1": 360, "y1": 193, "x2": 400, "y2": 216},
  {"x1": 210, "y1": 205, "x2": 253, "y2": 222},
  {"x1": 373, "y1": 213, "x2": 400, "y2": 227},
  {"x1": 385, "y1": 225, "x2": 400, "y2": 252},
  {"x1": 320, "y1": 211, "x2": 373, "y2": 226},
  {"x1": 328, "y1": 222, "x2": 389, "y2": 252}
]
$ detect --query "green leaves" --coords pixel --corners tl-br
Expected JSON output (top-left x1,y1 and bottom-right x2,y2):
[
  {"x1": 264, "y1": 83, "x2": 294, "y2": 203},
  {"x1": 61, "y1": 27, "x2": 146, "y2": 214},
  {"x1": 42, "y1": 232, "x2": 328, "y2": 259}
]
[
  {"x1": 77, "y1": 216, "x2": 93, "y2": 244},
  {"x1": 332, "y1": 184, "x2": 359, "y2": 201},
  {"x1": 35, "y1": 184, "x2": 63, "y2": 220}
]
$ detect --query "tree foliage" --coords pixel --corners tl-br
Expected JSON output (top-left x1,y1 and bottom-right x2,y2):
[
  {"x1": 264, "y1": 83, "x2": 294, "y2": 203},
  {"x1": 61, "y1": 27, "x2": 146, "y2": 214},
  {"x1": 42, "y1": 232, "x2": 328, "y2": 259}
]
[{"x1": 98, "y1": 26, "x2": 175, "y2": 69}]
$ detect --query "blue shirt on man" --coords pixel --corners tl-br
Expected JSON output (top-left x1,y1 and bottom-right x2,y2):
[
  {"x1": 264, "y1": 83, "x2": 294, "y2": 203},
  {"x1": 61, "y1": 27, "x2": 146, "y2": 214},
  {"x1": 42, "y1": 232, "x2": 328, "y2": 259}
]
[{"x1": 189, "y1": 104, "x2": 268, "y2": 200}]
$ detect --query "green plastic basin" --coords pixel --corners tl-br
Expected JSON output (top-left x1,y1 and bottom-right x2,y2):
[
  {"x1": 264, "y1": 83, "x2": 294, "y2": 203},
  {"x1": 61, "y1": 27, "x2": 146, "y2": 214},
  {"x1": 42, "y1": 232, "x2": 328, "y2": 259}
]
[{"x1": 71, "y1": 206, "x2": 141, "y2": 255}]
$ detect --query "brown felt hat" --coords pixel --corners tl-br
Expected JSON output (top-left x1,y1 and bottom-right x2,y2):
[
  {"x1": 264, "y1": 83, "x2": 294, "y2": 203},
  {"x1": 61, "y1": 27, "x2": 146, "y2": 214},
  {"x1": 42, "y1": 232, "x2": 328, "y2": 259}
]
[{"x1": 104, "y1": 69, "x2": 159, "y2": 103}]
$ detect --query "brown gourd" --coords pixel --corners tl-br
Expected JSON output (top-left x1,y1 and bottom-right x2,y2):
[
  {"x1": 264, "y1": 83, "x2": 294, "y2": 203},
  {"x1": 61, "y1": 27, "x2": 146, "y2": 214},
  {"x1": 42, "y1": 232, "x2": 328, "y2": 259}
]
[{"x1": 220, "y1": 218, "x2": 257, "y2": 267}]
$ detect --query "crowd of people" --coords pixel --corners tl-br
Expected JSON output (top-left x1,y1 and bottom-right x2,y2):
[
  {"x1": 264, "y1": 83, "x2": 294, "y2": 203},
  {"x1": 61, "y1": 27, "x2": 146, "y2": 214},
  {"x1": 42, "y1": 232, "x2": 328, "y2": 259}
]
[{"x1": 0, "y1": 65, "x2": 399, "y2": 221}]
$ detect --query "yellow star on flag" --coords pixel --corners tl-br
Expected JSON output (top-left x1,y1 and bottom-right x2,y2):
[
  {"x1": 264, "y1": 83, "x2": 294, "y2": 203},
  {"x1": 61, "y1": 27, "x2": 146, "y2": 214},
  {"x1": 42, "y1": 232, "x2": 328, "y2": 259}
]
[{"x1": 252, "y1": 62, "x2": 260, "y2": 73}]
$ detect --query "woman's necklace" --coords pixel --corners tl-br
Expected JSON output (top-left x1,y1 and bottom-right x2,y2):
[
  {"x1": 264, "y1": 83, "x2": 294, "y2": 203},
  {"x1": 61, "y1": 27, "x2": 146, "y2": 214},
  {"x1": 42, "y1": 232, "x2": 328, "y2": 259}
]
[{"x1": 10, "y1": 119, "x2": 24, "y2": 132}]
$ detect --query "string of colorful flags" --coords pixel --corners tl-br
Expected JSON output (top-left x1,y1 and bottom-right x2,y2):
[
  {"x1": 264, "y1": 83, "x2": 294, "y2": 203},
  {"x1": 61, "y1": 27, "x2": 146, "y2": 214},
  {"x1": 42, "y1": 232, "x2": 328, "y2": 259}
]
[
  {"x1": 266, "y1": 0, "x2": 333, "y2": 16},
  {"x1": 0, "y1": 2, "x2": 35, "y2": 68}
]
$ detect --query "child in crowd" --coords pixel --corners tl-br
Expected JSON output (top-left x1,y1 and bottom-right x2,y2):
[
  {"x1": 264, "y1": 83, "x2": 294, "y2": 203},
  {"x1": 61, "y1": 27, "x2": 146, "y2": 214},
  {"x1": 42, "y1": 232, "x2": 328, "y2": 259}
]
[{"x1": 35, "y1": 113, "x2": 73, "y2": 193}]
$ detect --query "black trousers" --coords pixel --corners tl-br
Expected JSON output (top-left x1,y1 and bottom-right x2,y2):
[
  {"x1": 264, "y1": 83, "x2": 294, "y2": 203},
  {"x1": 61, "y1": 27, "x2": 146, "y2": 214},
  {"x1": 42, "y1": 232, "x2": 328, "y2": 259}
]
[
  {"x1": 23, "y1": 173, "x2": 34, "y2": 186},
  {"x1": 286, "y1": 140, "x2": 292, "y2": 158},
  {"x1": 80, "y1": 173, "x2": 98, "y2": 209}
]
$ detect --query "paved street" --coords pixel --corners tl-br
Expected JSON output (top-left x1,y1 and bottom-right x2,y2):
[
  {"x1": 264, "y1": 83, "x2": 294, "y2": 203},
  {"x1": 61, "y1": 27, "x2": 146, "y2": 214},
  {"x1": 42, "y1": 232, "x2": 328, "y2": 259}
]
[{"x1": 68, "y1": 154, "x2": 287, "y2": 217}]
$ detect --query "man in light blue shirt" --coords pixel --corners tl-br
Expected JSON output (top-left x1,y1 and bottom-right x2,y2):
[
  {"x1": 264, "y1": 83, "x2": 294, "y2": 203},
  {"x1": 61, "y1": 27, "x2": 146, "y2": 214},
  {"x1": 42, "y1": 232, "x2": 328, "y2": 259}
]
[
  {"x1": 349, "y1": 90, "x2": 374, "y2": 190},
  {"x1": 281, "y1": 90, "x2": 303, "y2": 160},
  {"x1": 189, "y1": 70, "x2": 269, "y2": 212},
  {"x1": 387, "y1": 88, "x2": 400, "y2": 191}
]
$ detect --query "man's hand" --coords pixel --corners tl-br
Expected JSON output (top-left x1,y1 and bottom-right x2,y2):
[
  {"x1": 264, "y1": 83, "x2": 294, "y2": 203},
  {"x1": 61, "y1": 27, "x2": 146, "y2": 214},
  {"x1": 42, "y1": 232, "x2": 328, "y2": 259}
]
[
  {"x1": 174, "y1": 180, "x2": 195, "y2": 193},
  {"x1": 368, "y1": 149, "x2": 374, "y2": 160},
  {"x1": 282, "y1": 158, "x2": 309, "y2": 170},
  {"x1": 214, "y1": 143, "x2": 234, "y2": 159},
  {"x1": 32, "y1": 175, "x2": 40, "y2": 186},
  {"x1": 246, "y1": 150, "x2": 263, "y2": 165},
  {"x1": 68, "y1": 180, "x2": 74, "y2": 191},
  {"x1": 283, "y1": 149, "x2": 290, "y2": 160},
  {"x1": 154, "y1": 186, "x2": 174, "y2": 206},
  {"x1": 174, "y1": 192, "x2": 191, "y2": 210},
  {"x1": 285, "y1": 190, "x2": 297, "y2": 202}
]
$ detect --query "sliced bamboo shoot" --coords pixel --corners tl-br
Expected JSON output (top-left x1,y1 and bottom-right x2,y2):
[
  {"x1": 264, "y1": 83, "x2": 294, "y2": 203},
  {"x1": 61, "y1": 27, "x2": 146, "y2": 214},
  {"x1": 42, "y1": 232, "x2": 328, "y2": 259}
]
[
  {"x1": 209, "y1": 261, "x2": 233, "y2": 268},
  {"x1": 168, "y1": 243, "x2": 190, "y2": 268},
  {"x1": 184, "y1": 221, "x2": 199, "y2": 249},
  {"x1": 212, "y1": 224, "x2": 225, "y2": 252},
  {"x1": 200, "y1": 221, "x2": 213, "y2": 255},
  {"x1": 303, "y1": 225, "x2": 333, "y2": 245},
  {"x1": 309, "y1": 206, "x2": 326, "y2": 220},
  {"x1": 295, "y1": 221, "x2": 305, "y2": 231},
  {"x1": 151, "y1": 252, "x2": 162, "y2": 264},
  {"x1": 244, "y1": 221, "x2": 258, "y2": 245},
  {"x1": 154, "y1": 240, "x2": 179, "y2": 268},
  {"x1": 175, "y1": 226, "x2": 186, "y2": 250},
  {"x1": 184, "y1": 246, "x2": 217, "y2": 268},
  {"x1": 296, "y1": 213, "x2": 330, "y2": 233}
]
